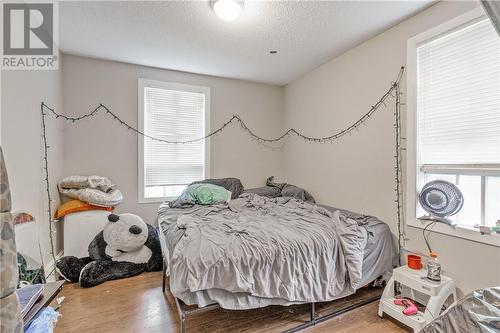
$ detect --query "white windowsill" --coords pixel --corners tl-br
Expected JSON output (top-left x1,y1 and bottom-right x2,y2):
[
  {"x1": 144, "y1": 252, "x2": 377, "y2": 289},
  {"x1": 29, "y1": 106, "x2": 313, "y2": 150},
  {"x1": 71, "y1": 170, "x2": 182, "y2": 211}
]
[
  {"x1": 407, "y1": 218, "x2": 500, "y2": 247},
  {"x1": 138, "y1": 196, "x2": 176, "y2": 204}
]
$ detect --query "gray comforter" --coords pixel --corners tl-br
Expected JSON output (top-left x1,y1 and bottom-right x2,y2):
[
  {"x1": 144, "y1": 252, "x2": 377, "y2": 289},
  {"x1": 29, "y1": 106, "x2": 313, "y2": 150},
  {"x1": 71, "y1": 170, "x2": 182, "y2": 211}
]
[{"x1": 159, "y1": 193, "x2": 395, "y2": 309}]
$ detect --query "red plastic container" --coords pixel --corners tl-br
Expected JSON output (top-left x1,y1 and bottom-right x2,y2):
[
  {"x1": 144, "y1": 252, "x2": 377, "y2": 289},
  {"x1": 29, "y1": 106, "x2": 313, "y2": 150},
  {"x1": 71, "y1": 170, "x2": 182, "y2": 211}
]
[{"x1": 407, "y1": 254, "x2": 423, "y2": 270}]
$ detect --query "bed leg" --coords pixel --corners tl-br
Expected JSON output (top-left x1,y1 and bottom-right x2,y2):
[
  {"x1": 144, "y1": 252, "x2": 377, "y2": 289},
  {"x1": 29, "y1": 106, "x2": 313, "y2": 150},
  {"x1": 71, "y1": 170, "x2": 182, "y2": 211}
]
[
  {"x1": 162, "y1": 259, "x2": 167, "y2": 293},
  {"x1": 310, "y1": 302, "x2": 316, "y2": 323}
]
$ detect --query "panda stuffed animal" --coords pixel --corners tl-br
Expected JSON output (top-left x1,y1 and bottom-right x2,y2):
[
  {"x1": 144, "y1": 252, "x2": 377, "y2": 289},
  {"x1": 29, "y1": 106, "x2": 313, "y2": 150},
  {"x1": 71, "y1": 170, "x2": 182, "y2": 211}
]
[{"x1": 56, "y1": 213, "x2": 162, "y2": 288}]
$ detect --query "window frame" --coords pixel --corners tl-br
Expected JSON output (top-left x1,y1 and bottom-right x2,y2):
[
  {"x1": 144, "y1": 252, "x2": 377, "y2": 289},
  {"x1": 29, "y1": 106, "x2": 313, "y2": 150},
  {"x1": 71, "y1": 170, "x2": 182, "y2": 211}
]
[
  {"x1": 406, "y1": 7, "x2": 500, "y2": 247},
  {"x1": 137, "y1": 78, "x2": 211, "y2": 204}
]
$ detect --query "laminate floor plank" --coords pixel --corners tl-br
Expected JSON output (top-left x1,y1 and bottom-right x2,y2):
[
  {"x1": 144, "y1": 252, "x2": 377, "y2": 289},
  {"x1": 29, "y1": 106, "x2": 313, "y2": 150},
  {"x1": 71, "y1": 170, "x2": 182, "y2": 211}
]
[{"x1": 54, "y1": 272, "x2": 411, "y2": 333}]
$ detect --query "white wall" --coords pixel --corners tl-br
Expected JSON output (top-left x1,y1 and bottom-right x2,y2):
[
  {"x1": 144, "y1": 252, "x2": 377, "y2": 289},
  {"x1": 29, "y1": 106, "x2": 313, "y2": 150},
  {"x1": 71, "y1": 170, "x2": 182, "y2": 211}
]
[
  {"x1": 1, "y1": 65, "x2": 64, "y2": 271},
  {"x1": 284, "y1": 1, "x2": 499, "y2": 296},
  {"x1": 61, "y1": 55, "x2": 285, "y2": 224}
]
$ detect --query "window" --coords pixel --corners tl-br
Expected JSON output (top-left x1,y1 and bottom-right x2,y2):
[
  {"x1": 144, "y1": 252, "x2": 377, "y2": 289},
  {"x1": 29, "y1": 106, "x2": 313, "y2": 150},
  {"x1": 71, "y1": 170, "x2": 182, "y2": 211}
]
[
  {"x1": 407, "y1": 8, "x2": 500, "y2": 244},
  {"x1": 138, "y1": 79, "x2": 210, "y2": 202}
]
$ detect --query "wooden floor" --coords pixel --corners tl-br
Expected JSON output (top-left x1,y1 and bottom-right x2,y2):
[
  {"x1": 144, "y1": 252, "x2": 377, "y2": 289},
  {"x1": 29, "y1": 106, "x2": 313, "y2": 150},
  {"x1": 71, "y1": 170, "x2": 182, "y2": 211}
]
[{"x1": 53, "y1": 272, "x2": 410, "y2": 333}]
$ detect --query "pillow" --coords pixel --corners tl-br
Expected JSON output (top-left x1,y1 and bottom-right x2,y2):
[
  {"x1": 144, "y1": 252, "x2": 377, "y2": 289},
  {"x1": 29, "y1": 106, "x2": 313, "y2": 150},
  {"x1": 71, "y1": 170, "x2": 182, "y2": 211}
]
[
  {"x1": 243, "y1": 186, "x2": 281, "y2": 198},
  {"x1": 281, "y1": 184, "x2": 316, "y2": 204},
  {"x1": 55, "y1": 200, "x2": 114, "y2": 219},
  {"x1": 178, "y1": 183, "x2": 231, "y2": 205},
  {"x1": 191, "y1": 177, "x2": 243, "y2": 199}
]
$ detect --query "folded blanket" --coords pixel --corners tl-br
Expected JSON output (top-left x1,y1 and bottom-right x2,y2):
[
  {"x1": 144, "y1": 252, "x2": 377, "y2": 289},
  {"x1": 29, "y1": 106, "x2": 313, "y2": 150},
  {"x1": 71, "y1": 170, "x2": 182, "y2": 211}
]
[
  {"x1": 58, "y1": 175, "x2": 123, "y2": 207},
  {"x1": 58, "y1": 175, "x2": 115, "y2": 192},
  {"x1": 55, "y1": 200, "x2": 114, "y2": 219}
]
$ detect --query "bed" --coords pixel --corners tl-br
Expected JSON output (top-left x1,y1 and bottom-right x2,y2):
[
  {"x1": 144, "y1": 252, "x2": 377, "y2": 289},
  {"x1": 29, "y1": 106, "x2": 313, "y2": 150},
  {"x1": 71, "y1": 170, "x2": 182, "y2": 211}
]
[{"x1": 158, "y1": 191, "x2": 396, "y2": 331}]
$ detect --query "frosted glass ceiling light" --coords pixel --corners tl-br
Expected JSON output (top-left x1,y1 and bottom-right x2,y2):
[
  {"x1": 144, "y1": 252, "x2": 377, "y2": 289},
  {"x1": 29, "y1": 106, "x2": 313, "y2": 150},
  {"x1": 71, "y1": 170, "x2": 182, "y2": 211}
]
[{"x1": 211, "y1": 0, "x2": 243, "y2": 21}]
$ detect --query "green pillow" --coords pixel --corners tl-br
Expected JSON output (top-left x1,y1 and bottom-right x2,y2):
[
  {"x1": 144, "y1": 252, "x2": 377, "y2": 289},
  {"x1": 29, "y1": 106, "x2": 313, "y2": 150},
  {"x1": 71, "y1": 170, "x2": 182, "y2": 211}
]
[{"x1": 179, "y1": 183, "x2": 231, "y2": 205}]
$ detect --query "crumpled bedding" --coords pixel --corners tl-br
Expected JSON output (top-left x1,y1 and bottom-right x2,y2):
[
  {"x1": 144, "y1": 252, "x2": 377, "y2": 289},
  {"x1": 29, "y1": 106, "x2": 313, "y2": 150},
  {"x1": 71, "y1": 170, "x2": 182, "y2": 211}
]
[
  {"x1": 422, "y1": 287, "x2": 500, "y2": 333},
  {"x1": 243, "y1": 185, "x2": 282, "y2": 198},
  {"x1": 58, "y1": 175, "x2": 123, "y2": 207},
  {"x1": 266, "y1": 176, "x2": 316, "y2": 203},
  {"x1": 159, "y1": 193, "x2": 395, "y2": 309}
]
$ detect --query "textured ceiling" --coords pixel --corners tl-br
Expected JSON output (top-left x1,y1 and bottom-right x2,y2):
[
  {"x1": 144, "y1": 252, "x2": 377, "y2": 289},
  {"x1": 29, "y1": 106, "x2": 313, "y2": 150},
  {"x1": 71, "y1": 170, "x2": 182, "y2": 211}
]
[{"x1": 60, "y1": 1, "x2": 434, "y2": 85}]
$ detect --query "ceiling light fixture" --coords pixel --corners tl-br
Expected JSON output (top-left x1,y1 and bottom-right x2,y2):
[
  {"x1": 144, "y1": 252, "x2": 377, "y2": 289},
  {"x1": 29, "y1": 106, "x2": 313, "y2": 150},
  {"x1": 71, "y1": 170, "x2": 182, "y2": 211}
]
[{"x1": 211, "y1": 0, "x2": 244, "y2": 21}]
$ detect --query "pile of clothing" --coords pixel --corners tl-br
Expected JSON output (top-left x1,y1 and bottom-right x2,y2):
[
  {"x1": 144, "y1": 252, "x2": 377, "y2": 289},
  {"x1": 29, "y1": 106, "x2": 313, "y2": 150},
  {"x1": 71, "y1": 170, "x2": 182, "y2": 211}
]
[{"x1": 55, "y1": 175, "x2": 123, "y2": 219}]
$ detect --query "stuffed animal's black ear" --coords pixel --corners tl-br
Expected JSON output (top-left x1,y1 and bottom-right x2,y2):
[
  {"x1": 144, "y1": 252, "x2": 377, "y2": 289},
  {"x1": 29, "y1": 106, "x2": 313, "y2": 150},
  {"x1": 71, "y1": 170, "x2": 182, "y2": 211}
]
[{"x1": 108, "y1": 214, "x2": 119, "y2": 222}]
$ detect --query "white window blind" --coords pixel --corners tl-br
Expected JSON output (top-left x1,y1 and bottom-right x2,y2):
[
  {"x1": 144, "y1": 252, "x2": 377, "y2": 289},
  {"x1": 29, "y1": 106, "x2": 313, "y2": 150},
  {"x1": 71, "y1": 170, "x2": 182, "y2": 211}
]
[
  {"x1": 143, "y1": 85, "x2": 206, "y2": 192},
  {"x1": 417, "y1": 18, "x2": 500, "y2": 165}
]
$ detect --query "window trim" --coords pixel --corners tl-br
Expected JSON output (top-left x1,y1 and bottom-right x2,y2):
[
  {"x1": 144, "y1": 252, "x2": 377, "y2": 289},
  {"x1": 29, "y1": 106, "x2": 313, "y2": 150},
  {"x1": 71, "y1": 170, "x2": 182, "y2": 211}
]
[
  {"x1": 137, "y1": 78, "x2": 211, "y2": 204},
  {"x1": 406, "y1": 7, "x2": 500, "y2": 247},
  {"x1": 420, "y1": 164, "x2": 500, "y2": 177}
]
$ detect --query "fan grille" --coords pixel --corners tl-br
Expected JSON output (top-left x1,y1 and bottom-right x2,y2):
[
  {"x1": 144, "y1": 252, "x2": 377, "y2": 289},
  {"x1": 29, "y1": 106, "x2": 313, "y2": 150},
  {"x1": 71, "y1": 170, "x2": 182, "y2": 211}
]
[{"x1": 419, "y1": 180, "x2": 464, "y2": 217}]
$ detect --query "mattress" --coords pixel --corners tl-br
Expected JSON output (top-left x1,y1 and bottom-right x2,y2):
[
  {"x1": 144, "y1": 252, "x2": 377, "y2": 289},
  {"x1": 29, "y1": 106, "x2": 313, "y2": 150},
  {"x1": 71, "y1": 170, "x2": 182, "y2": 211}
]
[{"x1": 158, "y1": 196, "x2": 396, "y2": 309}]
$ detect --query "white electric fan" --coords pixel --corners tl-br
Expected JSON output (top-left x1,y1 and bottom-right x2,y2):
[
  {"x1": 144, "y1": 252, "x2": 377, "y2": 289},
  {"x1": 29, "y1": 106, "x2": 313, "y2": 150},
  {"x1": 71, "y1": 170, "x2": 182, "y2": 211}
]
[{"x1": 418, "y1": 180, "x2": 464, "y2": 226}]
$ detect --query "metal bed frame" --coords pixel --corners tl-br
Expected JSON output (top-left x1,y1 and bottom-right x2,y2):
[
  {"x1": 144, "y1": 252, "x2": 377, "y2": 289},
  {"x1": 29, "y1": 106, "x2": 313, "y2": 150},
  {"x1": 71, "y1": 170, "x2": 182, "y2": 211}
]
[{"x1": 162, "y1": 260, "x2": 382, "y2": 333}]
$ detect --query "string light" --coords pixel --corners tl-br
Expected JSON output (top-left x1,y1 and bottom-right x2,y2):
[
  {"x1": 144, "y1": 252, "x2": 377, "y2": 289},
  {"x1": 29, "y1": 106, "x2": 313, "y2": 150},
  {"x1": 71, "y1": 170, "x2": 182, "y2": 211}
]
[
  {"x1": 393, "y1": 69, "x2": 407, "y2": 262},
  {"x1": 41, "y1": 72, "x2": 403, "y2": 145},
  {"x1": 40, "y1": 67, "x2": 406, "y2": 269},
  {"x1": 40, "y1": 105, "x2": 57, "y2": 278}
]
